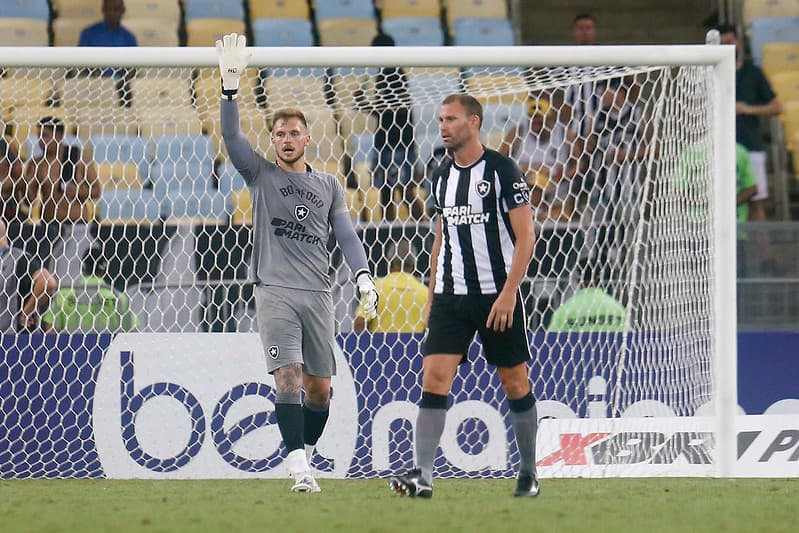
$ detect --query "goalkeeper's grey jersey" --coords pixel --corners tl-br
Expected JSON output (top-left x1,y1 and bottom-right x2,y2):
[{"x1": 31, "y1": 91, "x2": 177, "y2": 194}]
[{"x1": 221, "y1": 108, "x2": 349, "y2": 291}]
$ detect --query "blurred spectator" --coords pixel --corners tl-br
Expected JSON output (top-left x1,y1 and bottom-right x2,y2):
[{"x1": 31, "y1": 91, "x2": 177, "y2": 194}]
[
  {"x1": 571, "y1": 12, "x2": 598, "y2": 45},
  {"x1": 0, "y1": 218, "x2": 57, "y2": 333},
  {"x1": 353, "y1": 240, "x2": 428, "y2": 333},
  {"x1": 24, "y1": 117, "x2": 101, "y2": 225},
  {"x1": 500, "y1": 97, "x2": 579, "y2": 221},
  {"x1": 79, "y1": 0, "x2": 137, "y2": 105},
  {"x1": 735, "y1": 143, "x2": 759, "y2": 222},
  {"x1": 42, "y1": 246, "x2": 137, "y2": 333},
  {"x1": 717, "y1": 24, "x2": 781, "y2": 222},
  {"x1": 0, "y1": 134, "x2": 25, "y2": 225},
  {"x1": 355, "y1": 32, "x2": 419, "y2": 221},
  {"x1": 547, "y1": 262, "x2": 628, "y2": 332},
  {"x1": 563, "y1": 13, "x2": 600, "y2": 139}
]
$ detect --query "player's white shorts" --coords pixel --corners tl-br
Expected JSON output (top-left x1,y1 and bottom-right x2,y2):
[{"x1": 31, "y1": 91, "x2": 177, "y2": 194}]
[{"x1": 749, "y1": 150, "x2": 768, "y2": 201}]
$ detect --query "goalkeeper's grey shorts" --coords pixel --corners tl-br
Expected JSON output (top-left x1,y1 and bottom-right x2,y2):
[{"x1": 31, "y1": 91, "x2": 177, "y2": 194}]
[{"x1": 254, "y1": 285, "x2": 337, "y2": 377}]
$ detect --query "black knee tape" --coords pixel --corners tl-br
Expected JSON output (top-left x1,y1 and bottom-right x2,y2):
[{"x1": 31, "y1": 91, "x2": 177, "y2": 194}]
[
  {"x1": 419, "y1": 391, "x2": 448, "y2": 410},
  {"x1": 508, "y1": 391, "x2": 536, "y2": 413}
]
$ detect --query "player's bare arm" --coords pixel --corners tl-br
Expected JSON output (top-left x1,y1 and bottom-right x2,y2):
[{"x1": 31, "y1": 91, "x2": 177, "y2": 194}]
[
  {"x1": 425, "y1": 217, "x2": 443, "y2": 326},
  {"x1": 486, "y1": 204, "x2": 535, "y2": 332}
]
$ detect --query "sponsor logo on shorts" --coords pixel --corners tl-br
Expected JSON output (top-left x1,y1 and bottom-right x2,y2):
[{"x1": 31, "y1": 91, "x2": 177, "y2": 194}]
[{"x1": 268, "y1": 345, "x2": 279, "y2": 359}]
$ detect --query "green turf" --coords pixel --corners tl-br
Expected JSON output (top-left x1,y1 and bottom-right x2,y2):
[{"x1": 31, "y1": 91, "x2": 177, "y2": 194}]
[{"x1": 1, "y1": 478, "x2": 797, "y2": 533}]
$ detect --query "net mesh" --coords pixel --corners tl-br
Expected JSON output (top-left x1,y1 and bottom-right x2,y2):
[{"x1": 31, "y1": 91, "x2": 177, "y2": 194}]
[{"x1": 0, "y1": 57, "x2": 717, "y2": 478}]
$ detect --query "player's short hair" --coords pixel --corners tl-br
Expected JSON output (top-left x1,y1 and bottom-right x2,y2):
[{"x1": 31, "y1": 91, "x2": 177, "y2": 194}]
[
  {"x1": 715, "y1": 24, "x2": 737, "y2": 37},
  {"x1": 573, "y1": 13, "x2": 595, "y2": 25},
  {"x1": 38, "y1": 116, "x2": 65, "y2": 134},
  {"x1": 272, "y1": 109, "x2": 308, "y2": 130},
  {"x1": 442, "y1": 93, "x2": 483, "y2": 129}
]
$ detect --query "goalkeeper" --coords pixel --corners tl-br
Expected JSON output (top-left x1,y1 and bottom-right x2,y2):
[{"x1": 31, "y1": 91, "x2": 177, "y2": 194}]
[{"x1": 217, "y1": 34, "x2": 378, "y2": 493}]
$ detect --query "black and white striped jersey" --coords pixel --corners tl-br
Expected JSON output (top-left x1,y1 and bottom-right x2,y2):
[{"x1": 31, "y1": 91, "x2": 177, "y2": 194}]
[{"x1": 430, "y1": 148, "x2": 530, "y2": 295}]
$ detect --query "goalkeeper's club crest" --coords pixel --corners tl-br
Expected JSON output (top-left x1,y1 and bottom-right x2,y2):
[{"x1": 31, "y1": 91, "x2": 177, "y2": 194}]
[
  {"x1": 268, "y1": 345, "x2": 280, "y2": 359},
  {"x1": 294, "y1": 204, "x2": 309, "y2": 221},
  {"x1": 475, "y1": 180, "x2": 491, "y2": 198}
]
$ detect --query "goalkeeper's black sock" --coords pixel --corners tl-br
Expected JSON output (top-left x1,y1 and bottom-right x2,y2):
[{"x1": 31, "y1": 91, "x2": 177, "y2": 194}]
[
  {"x1": 508, "y1": 391, "x2": 538, "y2": 476},
  {"x1": 275, "y1": 402, "x2": 304, "y2": 452},
  {"x1": 415, "y1": 392, "x2": 448, "y2": 483},
  {"x1": 303, "y1": 400, "x2": 330, "y2": 447}
]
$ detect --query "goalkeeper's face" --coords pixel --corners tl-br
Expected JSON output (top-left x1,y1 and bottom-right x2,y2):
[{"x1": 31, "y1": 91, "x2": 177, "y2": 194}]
[{"x1": 271, "y1": 118, "x2": 310, "y2": 165}]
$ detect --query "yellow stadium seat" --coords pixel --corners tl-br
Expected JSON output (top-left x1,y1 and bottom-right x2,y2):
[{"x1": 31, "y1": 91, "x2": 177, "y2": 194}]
[
  {"x1": 58, "y1": 75, "x2": 122, "y2": 110},
  {"x1": 96, "y1": 162, "x2": 143, "y2": 190},
  {"x1": 130, "y1": 76, "x2": 193, "y2": 110},
  {"x1": 303, "y1": 109, "x2": 345, "y2": 162},
  {"x1": 250, "y1": 0, "x2": 311, "y2": 20},
  {"x1": 194, "y1": 69, "x2": 261, "y2": 115},
  {"x1": 125, "y1": 0, "x2": 181, "y2": 21},
  {"x1": 762, "y1": 42, "x2": 799, "y2": 79},
  {"x1": 317, "y1": 19, "x2": 378, "y2": 46},
  {"x1": 0, "y1": 74, "x2": 53, "y2": 110},
  {"x1": 345, "y1": 187, "x2": 364, "y2": 220},
  {"x1": 74, "y1": 106, "x2": 141, "y2": 137},
  {"x1": 263, "y1": 76, "x2": 329, "y2": 110},
  {"x1": 231, "y1": 189, "x2": 252, "y2": 225},
  {"x1": 139, "y1": 106, "x2": 204, "y2": 137},
  {"x1": 381, "y1": 0, "x2": 440, "y2": 19},
  {"x1": 0, "y1": 18, "x2": 49, "y2": 46},
  {"x1": 362, "y1": 186, "x2": 383, "y2": 222},
  {"x1": 123, "y1": 18, "x2": 179, "y2": 46},
  {"x1": 465, "y1": 73, "x2": 529, "y2": 104},
  {"x1": 53, "y1": 17, "x2": 96, "y2": 46},
  {"x1": 770, "y1": 71, "x2": 799, "y2": 105},
  {"x1": 186, "y1": 18, "x2": 246, "y2": 47},
  {"x1": 54, "y1": 0, "x2": 103, "y2": 19},
  {"x1": 446, "y1": 0, "x2": 508, "y2": 27},
  {"x1": 743, "y1": 0, "x2": 799, "y2": 27}
]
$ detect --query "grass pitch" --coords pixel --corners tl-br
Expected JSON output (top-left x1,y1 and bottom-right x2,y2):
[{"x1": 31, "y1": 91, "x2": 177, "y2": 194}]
[{"x1": 1, "y1": 478, "x2": 797, "y2": 533}]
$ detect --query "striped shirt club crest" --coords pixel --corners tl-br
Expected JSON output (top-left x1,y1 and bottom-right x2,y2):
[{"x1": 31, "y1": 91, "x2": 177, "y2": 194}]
[{"x1": 431, "y1": 148, "x2": 529, "y2": 295}]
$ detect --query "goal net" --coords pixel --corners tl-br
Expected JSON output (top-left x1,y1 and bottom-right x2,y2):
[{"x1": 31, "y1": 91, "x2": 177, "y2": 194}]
[{"x1": 0, "y1": 45, "x2": 736, "y2": 479}]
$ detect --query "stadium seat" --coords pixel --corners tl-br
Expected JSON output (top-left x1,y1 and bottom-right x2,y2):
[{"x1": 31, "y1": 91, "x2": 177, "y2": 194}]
[
  {"x1": 0, "y1": 74, "x2": 53, "y2": 110},
  {"x1": 480, "y1": 101, "x2": 526, "y2": 148},
  {"x1": 465, "y1": 72, "x2": 529, "y2": 103},
  {"x1": 217, "y1": 162, "x2": 246, "y2": 195},
  {"x1": 74, "y1": 105, "x2": 142, "y2": 137},
  {"x1": 53, "y1": 17, "x2": 95, "y2": 46},
  {"x1": 58, "y1": 75, "x2": 122, "y2": 110},
  {"x1": 8, "y1": 106, "x2": 68, "y2": 149},
  {"x1": 52, "y1": 0, "x2": 101, "y2": 19},
  {"x1": 382, "y1": 17, "x2": 445, "y2": 46},
  {"x1": 149, "y1": 134, "x2": 215, "y2": 190},
  {"x1": 761, "y1": 42, "x2": 799, "y2": 79},
  {"x1": 743, "y1": 0, "x2": 799, "y2": 28},
  {"x1": 250, "y1": 0, "x2": 311, "y2": 20},
  {"x1": 380, "y1": 0, "x2": 440, "y2": 20},
  {"x1": 262, "y1": 76, "x2": 329, "y2": 110},
  {"x1": 139, "y1": 106, "x2": 204, "y2": 137},
  {"x1": 407, "y1": 71, "x2": 462, "y2": 161},
  {"x1": 125, "y1": 0, "x2": 181, "y2": 21},
  {"x1": 304, "y1": 109, "x2": 345, "y2": 162},
  {"x1": 770, "y1": 71, "x2": 799, "y2": 104},
  {"x1": 230, "y1": 188, "x2": 252, "y2": 225},
  {"x1": 95, "y1": 161, "x2": 144, "y2": 190},
  {"x1": 446, "y1": 0, "x2": 508, "y2": 29},
  {"x1": 21, "y1": 134, "x2": 83, "y2": 162},
  {"x1": 89, "y1": 134, "x2": 150, "y2": 175},
  {"x1": 0, "y1": 1, "x2": 49, "y2": 20},
  {"x1": 99, "y1": 188, "x2": 162, "y2": 222},
  {"x1": 183, "y1": 0, "x2": 245, "y2": 22},
  {"x1": 317, "y1": 18, "x2": 378, "y2": 46},
  {"x1": 314, "y1": 0, "x2": 374, "y2": 21},
  {"x1": 252, "y1": 18, "x2": 315, "y2": 47},
  {"x1": 452, "y1": 18, "x2": 514, "y2": 46},
  {"x1": 0, "y1": 18, "x2": 48, "y2": 46},
  {"x1": 161, "y1": 191, "x2": 228, "y2": 223},
  {"x1": 130, "y1": 77, "x2": 193, "y2": 110},
  {"x1": 345, "y1": 187, "x2": 364, "y2": 220},
  {"x1": 362, "y1": 186, "x2": 383, "y2": 222},
  {"x1": 123, "y1": 19, "x2": 180, "y2": 46},
  {"x1": 749, "y1": 17, "x2": 799, "y2": 65},
  {"x1": 186, "y1": 18, "x2": 246, "y2": 47}
]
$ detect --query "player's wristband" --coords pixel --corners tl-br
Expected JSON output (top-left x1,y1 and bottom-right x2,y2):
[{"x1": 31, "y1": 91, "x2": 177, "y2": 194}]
[
  {"x1": 221, "y1": 84, "x2": 238, "y2": 101},
  {"x1": 354, "y1": 269, "x2": 372, "y2": 283}
]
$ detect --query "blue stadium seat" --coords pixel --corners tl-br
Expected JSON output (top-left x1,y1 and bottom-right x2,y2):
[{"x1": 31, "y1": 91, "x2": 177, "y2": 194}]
[
  {"x1": 383, "y1": 17, "x2": 444, "y2": 46},
  {"x1": 217, "y1": 162, "x2": 246, "y2": 195},
  {"x1": 0, "y1": 0, "x2": 49, "y2": 20},
  {"x1": 750, "y1": 17, "x2": 799, "y2": 66},
  {"x1": 452, "y1": 17, "x2": 514, "y2": 46},
  {"x1": 252, "y1": 18, "x2": 314, "y2": 47},
  {"x1": 161, "y1": 191, "x2": 228, "y2": 221},
  {"x1": 149, "y1": 134, "x2": 215, "y2": 192},
  {"x1": 89, "y1": 134, "x2": 151, "y2": 173},
  {"x1": 99, "y1": 188, "x2": 162, "y2": 221},
  {"x1": 314, "y1": 0, "x2": 374, "y2": 21},
  {"x1": 183, "y1": 0, "x2": 245, "y2": 22}
]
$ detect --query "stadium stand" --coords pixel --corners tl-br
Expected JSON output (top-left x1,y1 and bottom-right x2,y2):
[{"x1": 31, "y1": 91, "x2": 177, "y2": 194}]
[
  {"x1": 125, "y1": 0, "x2": 181, "y2": 20},
  {"x1": 252, "y1": 18, "x2": 315, "y2": 47},
  {"x1": 749, "y1": 17, "x2": 799, "y2": 66},
  {"x1": 452, "y1": 17, "x2": 514, "y2": 46},
  {"x1": 382, "y1": 17, "x2": 445, "y2": 46},
  {"x1": 761, "y1": 42, "x2": 799, "y2": 79},
  {"x1": 317, "y1": 18, "x2": 378, "y2": 46},
  {"x1": 183, "y1": 0, "x2": 245, "y2": 22},
  {"x1": 186, "y1": 18, "x2": 246, "y2": 46},
  {"x1": 122, "y1": 18, "x2": 180, "y2": 46},
  {"x1": 0, "y1": 18, "x2": 49, "y2": 46},
  {"x1": 0, "y1": 1, "x2": 49, "y2": 20},
  {"x1": 314, "y1": 0, "x2": 375, "y2": 21},
  {"x1": 380, "y1": 0, "x2": 441, "y2": 20},
  {"x1": 445, "y1": 0, "x2": 508, "y2": 29},
  {"x1": 743, "y1": 0, "x2": 799, "y2": 28},
  {"x1": 50, "y1": 0, "x2": 102, "y2": 19},
  {"x1": 52, "y1": 17, "x2": 94, "y2": 46},
  {"x1": 249, "y1": 0, "x2": 311, "y2": 20},
  {"x1": 99, "y1": 187, "x2": 162, "y2": 222}
]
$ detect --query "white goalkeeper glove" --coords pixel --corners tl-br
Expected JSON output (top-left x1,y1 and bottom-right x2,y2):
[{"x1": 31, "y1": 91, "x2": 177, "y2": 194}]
[
  {"x1": 356, "y1": 271, "x2": 379, "y2": 320},
  {"x1": 215, "y1": 32, "x2": 250, "y2": 98}
]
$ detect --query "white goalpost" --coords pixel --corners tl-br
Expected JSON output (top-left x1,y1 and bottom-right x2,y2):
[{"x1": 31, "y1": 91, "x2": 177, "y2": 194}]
[{"x1": 0, "y1": 41, "x2": 737, "y2": 479}]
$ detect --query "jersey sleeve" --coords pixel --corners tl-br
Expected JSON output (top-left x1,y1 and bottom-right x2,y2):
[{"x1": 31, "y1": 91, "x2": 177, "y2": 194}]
[
  {"x1": 329, "y1": 175, "x2": 349, "y2": 219},
  {"x1": 496, "y1": 156, "x2": 530, "y2": 211}
]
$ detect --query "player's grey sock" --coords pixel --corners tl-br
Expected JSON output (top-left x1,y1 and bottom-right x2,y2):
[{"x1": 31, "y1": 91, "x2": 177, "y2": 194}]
[
  {"x1": 416, "y1": 392, "x2": 448, "y2": 484},
  {"x1": 303, "y1": 400, "x2": 329, "y2": 448},
  {"x1": 276, "y1": 391, "x2": 304, "y2": 452},
  {"x1": 508, "y1": 392, "x2": 538, "y2": 475}
]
